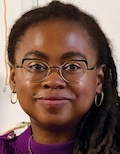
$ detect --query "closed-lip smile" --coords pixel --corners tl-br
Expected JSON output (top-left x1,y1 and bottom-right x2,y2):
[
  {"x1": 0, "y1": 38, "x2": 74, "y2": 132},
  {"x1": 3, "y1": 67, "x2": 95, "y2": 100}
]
[{"x1": 36, "y1": 96, "x2": 71, "y2": 108}]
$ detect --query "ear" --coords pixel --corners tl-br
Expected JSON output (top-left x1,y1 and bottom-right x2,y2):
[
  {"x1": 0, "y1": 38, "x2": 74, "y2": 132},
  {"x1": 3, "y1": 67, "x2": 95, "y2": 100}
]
[
  {"x1": 96, "y1": 64, "x2": 106, "y2": 94},
  {"x1": 9, "y1": 63, "x2": 16, "y2": 92}
]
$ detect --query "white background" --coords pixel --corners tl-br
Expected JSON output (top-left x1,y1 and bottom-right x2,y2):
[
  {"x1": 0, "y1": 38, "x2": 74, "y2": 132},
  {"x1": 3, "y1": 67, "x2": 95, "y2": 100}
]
[{"x1": 0, "y1": 0, "x2": 120, "y2": 134}]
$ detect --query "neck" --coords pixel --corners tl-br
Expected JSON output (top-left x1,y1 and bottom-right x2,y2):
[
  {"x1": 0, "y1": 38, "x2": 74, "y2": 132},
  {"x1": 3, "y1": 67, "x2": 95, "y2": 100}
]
[{"x1": 31, "y1": 123, "x2": 76, "y2": 144}]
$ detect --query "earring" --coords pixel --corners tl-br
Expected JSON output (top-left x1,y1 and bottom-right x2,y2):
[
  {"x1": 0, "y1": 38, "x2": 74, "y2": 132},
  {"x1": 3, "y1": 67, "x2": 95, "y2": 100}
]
[
  {"x1": 10, "y1": 90, "x2": 17, "y2": 104},
  {"x1": 95, "y1": 92, "x2": 104, "y2": 107}
]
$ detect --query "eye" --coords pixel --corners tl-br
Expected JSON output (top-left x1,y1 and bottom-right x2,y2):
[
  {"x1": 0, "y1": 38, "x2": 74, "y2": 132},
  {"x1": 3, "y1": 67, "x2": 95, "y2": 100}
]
[
  {"x1": 30, "y1": 64, "x2": 44, "y2": 70},
  {"x1": 25, "y1": 61, "x2": 48, "y2": 73},
  {"x1": 63, "y1": 62, "x2": 82, "y2": 72}
]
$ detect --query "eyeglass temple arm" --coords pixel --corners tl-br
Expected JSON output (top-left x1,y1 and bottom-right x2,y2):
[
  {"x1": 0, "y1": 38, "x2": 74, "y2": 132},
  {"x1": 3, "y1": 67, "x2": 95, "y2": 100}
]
[
  {"x1": 15, "y1": 65, "x2": 23, "y2": 68},
  {"x1": 87, "y1": 63, "x2": 96, "y2": 70}
]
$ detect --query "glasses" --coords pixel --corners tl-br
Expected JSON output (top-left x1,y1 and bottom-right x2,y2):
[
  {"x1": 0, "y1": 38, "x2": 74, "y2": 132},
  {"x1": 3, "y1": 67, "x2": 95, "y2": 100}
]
[{"x1": 16, "y1": 58, "x2": 96, "y2": 83}]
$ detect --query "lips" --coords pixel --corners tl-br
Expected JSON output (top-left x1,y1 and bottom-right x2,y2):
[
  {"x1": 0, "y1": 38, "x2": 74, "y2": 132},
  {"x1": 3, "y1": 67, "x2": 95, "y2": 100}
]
[{"x1": 36, "y1": 96, "x2": 71, "y2": 108}]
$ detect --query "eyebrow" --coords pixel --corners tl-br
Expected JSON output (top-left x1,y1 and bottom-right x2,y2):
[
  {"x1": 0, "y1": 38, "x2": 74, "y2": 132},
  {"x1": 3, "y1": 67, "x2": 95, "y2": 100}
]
[
  {"x1": 23, "y1": 50, "x2": 86, "y2": 61},
  {"x1": 24, "y1": 50, "x2": 49, "y2": 60},
  {"x1": 60, "y1": 51, "x2": 86, "y2": 61}
]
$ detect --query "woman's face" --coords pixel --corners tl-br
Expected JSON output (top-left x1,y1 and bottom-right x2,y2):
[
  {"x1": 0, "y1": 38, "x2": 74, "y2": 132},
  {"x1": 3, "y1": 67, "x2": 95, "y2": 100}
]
[{"x1": 10, "y1": 20, "x2": 104, "y2": 130}]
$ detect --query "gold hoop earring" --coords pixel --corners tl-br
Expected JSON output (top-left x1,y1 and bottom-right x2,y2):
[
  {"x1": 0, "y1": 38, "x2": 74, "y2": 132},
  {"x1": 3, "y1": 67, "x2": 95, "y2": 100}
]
[
  {"x1": 10, "y1": 91, "x2": 17, "y2": 104},
  {"x1": 95, "y1": 92, "x2": 104, "y2": 107}
]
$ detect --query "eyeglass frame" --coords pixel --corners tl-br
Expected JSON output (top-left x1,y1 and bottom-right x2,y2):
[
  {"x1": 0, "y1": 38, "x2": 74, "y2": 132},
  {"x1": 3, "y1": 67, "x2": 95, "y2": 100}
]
[{"x1": 15, "y1": 58, "x2": 97, "y2": 83}]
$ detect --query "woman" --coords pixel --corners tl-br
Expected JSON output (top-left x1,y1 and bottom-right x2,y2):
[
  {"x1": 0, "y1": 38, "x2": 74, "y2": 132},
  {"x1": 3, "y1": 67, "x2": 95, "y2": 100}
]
[{"x1": 0, "y1": 1, "x2": 120, "y2": 153}]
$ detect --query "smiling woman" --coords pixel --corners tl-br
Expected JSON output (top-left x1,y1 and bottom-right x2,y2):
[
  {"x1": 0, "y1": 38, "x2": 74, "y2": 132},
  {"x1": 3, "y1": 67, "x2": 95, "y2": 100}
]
[{"x1": 0, "y1": 1, "x2": 120, "y2": 154}]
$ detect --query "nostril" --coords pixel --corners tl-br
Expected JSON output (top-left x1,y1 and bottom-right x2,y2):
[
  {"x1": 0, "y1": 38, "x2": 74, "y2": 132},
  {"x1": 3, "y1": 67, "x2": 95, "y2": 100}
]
[
  {"x1": 43, "y1": 84, "x2": 50, "y2": 89},
  {"x1": 42, "y1": 78, "x2": 66, "y2": 89},
  {"x1": 43, "y1": 84, "x2": 64, "y2": 89},
  {"x1": 41, "y1": 72, "x2": 66, "y2": 89}
]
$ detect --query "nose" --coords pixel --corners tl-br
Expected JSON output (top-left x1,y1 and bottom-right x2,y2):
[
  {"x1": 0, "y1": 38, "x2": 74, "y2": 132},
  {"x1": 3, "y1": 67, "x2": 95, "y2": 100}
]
[{"x1": 41, "y1": 71, "x2": 66, "y2": 89}]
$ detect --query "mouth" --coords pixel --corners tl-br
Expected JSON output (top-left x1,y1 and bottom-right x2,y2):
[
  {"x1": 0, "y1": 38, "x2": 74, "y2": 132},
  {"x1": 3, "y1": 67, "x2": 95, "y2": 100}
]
[{"x1": 36, "y1": 97, "x2": 71, "y2": 108}]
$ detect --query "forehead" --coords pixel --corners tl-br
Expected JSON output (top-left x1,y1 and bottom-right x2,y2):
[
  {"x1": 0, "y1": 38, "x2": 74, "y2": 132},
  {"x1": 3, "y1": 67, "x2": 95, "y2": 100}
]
[{"x1": 15, "y1": 19, "x2": 97, "y2": 64}]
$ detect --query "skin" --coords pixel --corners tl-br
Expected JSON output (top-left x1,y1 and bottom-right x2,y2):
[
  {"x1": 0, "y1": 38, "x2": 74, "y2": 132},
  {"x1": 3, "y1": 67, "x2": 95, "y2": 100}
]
[{"x1": 10, "y1": 19, "x2": 105, "y2": 144}]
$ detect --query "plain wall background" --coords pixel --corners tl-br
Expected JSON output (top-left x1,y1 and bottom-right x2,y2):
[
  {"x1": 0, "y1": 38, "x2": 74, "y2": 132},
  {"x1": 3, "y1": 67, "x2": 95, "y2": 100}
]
[{"x1": 0, "y1": 0, "x2": 120, "y2": 134}]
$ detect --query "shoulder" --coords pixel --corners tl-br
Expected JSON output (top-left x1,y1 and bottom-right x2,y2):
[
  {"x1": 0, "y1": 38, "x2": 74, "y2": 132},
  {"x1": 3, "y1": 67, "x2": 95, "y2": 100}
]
[
  {"x1": 0, "y1": 131, "x2": 17, "y2": 153},
  {"x1": 0, "y1": 130, "x2": 17, "y2": 142},
  {"x1": 0, "y1": 126, "x2": 32, "y2": 153},
  {"x1": 0, "y1": 123, "x2": 31, "y2": 142}
]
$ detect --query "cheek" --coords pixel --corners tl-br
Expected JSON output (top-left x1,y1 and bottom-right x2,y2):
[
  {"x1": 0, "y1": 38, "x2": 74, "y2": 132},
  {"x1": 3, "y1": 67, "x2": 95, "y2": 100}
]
[
  {"x1": 15, "y1": 80, "x2": 37, "y2": 116},
  {"x1": 73, "y1": 76, "x2": 97, "y2": 111},
  {"x1": 15, "y1": 73, "x2": 33, "y2": 105}
]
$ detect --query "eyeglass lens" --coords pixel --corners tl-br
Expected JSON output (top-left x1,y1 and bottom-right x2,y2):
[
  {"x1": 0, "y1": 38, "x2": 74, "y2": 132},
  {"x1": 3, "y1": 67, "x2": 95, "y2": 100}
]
[{"x1": 22, "y1": 59, "x2": 87, "y2": 83}]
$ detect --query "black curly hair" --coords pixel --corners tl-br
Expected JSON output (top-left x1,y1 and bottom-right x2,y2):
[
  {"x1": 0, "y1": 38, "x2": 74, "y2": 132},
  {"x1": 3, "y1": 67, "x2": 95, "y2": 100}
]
[{"x1": 7, "y1": 1, "x2": 120, "y2": 153}]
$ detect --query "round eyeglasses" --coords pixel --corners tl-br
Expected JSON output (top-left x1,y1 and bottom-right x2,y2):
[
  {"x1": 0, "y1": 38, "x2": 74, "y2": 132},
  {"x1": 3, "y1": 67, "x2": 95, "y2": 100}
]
[{"x1": 16, "y1": 58, "x2": 96, "y2": 83}]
